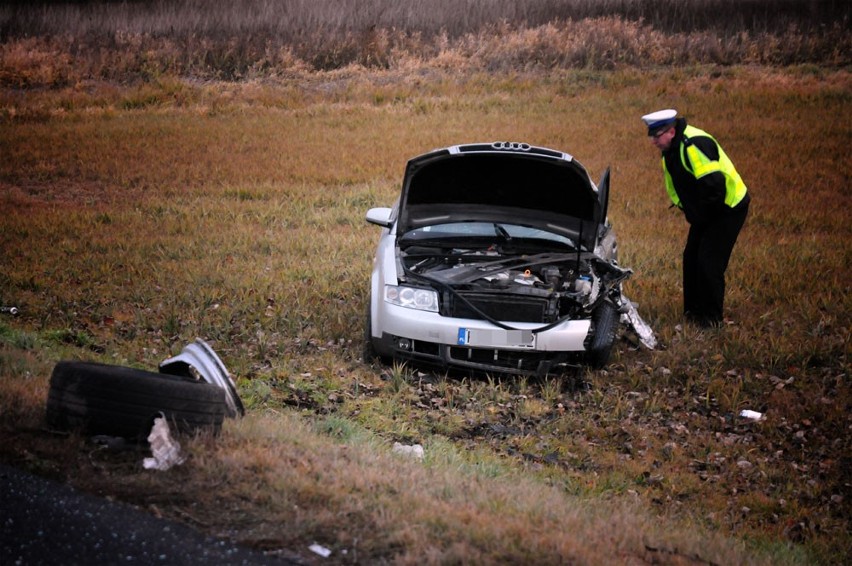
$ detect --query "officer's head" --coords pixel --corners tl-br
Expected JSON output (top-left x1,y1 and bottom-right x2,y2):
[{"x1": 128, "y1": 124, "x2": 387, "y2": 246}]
[{"x1": 642, "y1": 109, "x2": 677, "y2": 151}]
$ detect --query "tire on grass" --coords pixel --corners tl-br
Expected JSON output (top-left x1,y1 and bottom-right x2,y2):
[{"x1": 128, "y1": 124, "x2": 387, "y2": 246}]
[{"x1": 46, "y1": 361, "x2": 227, "y2": 440}]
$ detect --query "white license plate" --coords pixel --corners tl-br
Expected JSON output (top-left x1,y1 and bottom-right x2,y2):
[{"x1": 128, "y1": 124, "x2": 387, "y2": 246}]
[{"x1": 457, "y1": 328, "x2": 535, "y2": 349}]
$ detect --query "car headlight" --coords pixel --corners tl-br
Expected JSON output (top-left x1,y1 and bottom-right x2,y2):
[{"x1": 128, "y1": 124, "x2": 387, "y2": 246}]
[{"x1": 384, "y1": 285, "x2": 439, "y2": 312}]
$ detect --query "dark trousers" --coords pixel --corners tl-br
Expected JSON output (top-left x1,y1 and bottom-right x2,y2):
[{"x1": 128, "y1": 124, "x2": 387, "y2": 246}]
[{"x1": 683, "y1": 194, "x2": 750, "y2": 325}]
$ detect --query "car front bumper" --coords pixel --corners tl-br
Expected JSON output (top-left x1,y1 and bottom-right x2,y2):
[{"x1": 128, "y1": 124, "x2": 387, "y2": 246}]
[{"x1": 373, "y1": 303, "x2": 592, "y2": 375}]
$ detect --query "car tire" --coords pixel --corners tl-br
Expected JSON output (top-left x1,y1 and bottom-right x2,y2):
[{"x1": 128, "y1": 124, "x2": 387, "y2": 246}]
[
  {"x1": 46, "y1": 361, "x2": 227, "y2": 440},
  {"x1": 587, "y1": 301, "x2": 618, "y2": 368},
  {"x1": 363, "y1": 299, "x2": 382, "y2": 363}
]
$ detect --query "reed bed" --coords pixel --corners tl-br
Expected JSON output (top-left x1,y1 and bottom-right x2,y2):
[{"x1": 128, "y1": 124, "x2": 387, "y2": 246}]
[{"x1": 1, "y1": 0, "x2": 849, "y2": 86}]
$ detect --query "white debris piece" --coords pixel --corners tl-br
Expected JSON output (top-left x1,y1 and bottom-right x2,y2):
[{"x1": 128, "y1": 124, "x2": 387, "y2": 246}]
[
  {"x1": 739, "y1": 409, "x2": 764, "y2": 421},
  {"x1": 309, "y1": 544, "x2": 332, "y2": 558},
  {"x1": 143, "y1": 414, "x2": 186, "y2": 471},
  {"x1": 392, "y1": 442, "x2": 424, "y2": 460},
  {"x1": 620, "y1": 298, "x2": 658, "y2": 350}
]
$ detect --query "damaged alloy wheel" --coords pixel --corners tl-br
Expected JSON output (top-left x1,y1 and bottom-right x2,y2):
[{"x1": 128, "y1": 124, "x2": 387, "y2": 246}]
[{"x1": 46, "y1": 361, "x2": 228, "y2": 440}]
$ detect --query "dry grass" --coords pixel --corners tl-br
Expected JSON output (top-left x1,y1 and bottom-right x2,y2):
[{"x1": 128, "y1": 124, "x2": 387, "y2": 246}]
[{"x1": 0, "y1": 10, "x2": 850, "y2": 563}]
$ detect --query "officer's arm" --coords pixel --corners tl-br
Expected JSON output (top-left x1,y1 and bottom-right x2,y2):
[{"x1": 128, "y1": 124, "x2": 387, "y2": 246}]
[{"x1": 691, "y1": 137, "x2": 726, "y2": 218}]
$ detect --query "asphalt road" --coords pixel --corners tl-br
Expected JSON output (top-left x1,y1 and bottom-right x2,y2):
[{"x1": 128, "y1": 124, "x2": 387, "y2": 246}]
[{"x1": 0, "y1": 464, "x2": 292, "y2": 565}]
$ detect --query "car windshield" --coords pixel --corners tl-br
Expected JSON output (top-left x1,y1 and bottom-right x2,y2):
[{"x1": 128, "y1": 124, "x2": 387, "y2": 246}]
[{"x1": 400, "y1": 222, "x2": 576, "y2": 249}]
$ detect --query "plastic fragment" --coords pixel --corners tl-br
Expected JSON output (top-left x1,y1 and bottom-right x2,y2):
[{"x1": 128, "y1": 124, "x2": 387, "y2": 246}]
[
  {"x1": 619, "y1": 298, "x2": 657, "y2": 350},
  {"x1": 309, "y1": 544, "x2": 332, "y2": 558},
  {"x1": 143, "y1": 414, "x2": 186, "y2": 470},
  {"x1": 739, "y1": 409, "x2": 763, "y2": 421},
  {"x1": 392, "y1": 442, "x2": 424, "y2": 460}
]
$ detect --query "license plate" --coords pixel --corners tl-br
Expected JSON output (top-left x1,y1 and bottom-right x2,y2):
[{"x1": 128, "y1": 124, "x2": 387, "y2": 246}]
[{"x1": 457, "y1": 328, "x2": 535, "y2": 349}]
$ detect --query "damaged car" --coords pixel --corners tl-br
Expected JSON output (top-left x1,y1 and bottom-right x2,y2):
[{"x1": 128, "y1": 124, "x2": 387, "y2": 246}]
[{"x1": 365, "y1": 141, "x2": 655, "y2": 377}]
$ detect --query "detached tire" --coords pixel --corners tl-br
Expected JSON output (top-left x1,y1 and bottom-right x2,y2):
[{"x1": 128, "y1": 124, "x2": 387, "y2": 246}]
[
  {"x1": 587, "y1": 301, "x2": 618, "y2": 369},
  {"x1": 46, "y1": 361, "x2": 227, "y2": 439}
]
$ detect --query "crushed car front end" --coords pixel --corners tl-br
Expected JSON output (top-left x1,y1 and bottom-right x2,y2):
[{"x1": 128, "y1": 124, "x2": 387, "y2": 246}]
[{"x1": 365, "y1": 142, "x2": 640, "y2": 376}]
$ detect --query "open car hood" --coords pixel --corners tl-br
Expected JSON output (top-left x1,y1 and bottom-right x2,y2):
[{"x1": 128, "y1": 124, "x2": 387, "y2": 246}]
[{"x1": 396, "y1": 142, "x2": 610, "y2": 251}]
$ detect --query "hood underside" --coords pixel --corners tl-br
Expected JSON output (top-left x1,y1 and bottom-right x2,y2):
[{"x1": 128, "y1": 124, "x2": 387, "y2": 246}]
[{"x1": 397, "y1": 144, "x2": 606, "y2": 250}]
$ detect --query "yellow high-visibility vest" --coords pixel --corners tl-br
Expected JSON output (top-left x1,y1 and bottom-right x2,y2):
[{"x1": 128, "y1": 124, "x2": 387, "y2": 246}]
[{"x1": 663, "y1": 125, "x2": 748, "y2": 208}]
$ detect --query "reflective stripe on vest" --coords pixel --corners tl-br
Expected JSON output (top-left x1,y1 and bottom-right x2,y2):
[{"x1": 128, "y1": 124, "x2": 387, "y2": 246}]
[{"x1": 662, "y1": 125, "x2": 748, "y2": 208}]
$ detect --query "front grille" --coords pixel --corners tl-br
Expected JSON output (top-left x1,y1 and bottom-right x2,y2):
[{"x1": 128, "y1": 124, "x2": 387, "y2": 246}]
[
  {"x1": 448, "y1": 346, "x2": 583, "y2": 374},
  {"x1": 382, "y1": 332, "x2": 584, "y2": 376},
  {"x1": 445, "y1": 292, "x2": 548, "y2": 323}
]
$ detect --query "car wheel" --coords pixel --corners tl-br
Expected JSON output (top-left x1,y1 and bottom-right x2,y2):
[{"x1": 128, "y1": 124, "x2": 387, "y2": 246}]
[
  {"x1": 587, "y1": 301, "x2": 618, "y2": 368},
  {"x1": 363, "y1": 299, "x2": 393, "y2": 365},
  {"x1": 46, "y1": 361, "x2": 227, "y2": 440}
]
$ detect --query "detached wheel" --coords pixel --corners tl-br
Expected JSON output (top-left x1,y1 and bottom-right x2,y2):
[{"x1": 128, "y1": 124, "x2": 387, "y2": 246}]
[
  {"x1": 46, "y1": 361, "x2": 227, "y2": 439},
  {"x1": 587, "y1": 301, "x2": 618, "y2": 369}
]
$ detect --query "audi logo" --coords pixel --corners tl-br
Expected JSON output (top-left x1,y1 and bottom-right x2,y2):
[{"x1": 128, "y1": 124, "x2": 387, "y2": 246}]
[{"x1": 491, "y1": 141, "x2": 531, "y2": 151}]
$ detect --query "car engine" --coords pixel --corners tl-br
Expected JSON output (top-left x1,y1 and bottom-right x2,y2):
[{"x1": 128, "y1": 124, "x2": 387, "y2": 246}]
[{"x1": 402, "y1": 250, "x2": 631, "y2": 324}]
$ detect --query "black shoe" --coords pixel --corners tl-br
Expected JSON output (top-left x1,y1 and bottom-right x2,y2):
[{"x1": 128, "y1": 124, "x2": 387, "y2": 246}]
[{"x1": 685, "y1": 312, "x2": 721, "y2": 329}]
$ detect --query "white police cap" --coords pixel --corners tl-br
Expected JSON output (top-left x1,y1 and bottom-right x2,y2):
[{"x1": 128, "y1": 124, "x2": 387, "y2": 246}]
[{"x1": 641, "y1": 109, "x2": 677, "y2": 134}]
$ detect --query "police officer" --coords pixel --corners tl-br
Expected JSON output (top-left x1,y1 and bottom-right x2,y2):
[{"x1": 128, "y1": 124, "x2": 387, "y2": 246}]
[{"x1": 642, "y1": 109, "x2": 750, "y2": 328}]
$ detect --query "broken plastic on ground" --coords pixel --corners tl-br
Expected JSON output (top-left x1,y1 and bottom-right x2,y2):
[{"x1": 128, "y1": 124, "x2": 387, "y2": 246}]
[
  {"x1": 392, "y1": 442, "x2": 425, "y2": 460},
  {"x1": 619, "y1": 296, "x2": 658, "y2": 350}
]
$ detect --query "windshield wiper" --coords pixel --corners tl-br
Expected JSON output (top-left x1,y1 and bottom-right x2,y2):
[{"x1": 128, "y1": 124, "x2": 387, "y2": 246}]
[{"x1": 493, "y1": 223, "x2": 512, "y2": 242}]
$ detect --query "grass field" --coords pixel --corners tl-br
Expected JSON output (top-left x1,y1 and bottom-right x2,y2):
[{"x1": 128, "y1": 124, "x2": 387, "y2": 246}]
[{"x1": 1, "y1": 2, "x2": 851, "y2": 564}]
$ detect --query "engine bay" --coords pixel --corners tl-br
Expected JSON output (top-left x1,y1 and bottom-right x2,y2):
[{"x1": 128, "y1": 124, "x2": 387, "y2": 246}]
[{"x1": 401, "y1": 247, "x2": 632, "y2": 322}]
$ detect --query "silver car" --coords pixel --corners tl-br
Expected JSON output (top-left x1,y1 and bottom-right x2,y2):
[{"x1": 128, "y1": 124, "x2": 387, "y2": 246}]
[{"x1": 365, "y1": 142, "x2": 653, "y2": 376}]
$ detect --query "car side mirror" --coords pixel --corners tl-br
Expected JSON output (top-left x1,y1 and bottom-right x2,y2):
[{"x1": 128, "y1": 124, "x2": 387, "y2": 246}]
[{"x1": 366, "y1": 207, "x2": 393, "y2": 228}]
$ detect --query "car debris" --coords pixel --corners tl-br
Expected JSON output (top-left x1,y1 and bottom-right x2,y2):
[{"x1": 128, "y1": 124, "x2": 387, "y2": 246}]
[
  {"x1": 365, "y1": 141, "x2": 657, "y2": 376},
  {"x1": 739, "y1": 409, "x2": 764, "y2": 421},
  {"x1": 159, "y1": 338, "x2": 245, "y2": 418},
  {"x1": 619, "y1": 299, "x2": 658, "y2": 350},
  {"x1": 309, "y1": 543, "x2": 332, "y2": 558},
  {"x1": 392, "y1": 442, "x2": 425, "y2": 460},
  {"x1": 143, "y1": 413, "x2": 186, "y2": 471}
]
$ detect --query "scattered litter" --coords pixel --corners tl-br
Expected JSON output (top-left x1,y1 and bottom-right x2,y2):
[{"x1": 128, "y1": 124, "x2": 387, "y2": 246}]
[
  {"x1": 143, "y1": 414, "x2": 186, "y2": 471},
  {"x1": 739, "y1": 409, "x2": 764, "y2": 421},
  {"x1": 0, "y1": 306, "x2": 18, "y2": 315},
  {"x1": 392, "y1": 442, "x2": 424, "y2": 460},
  {"x1": 309, "y1": 544, "x2": 332, "y2": 558}
]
